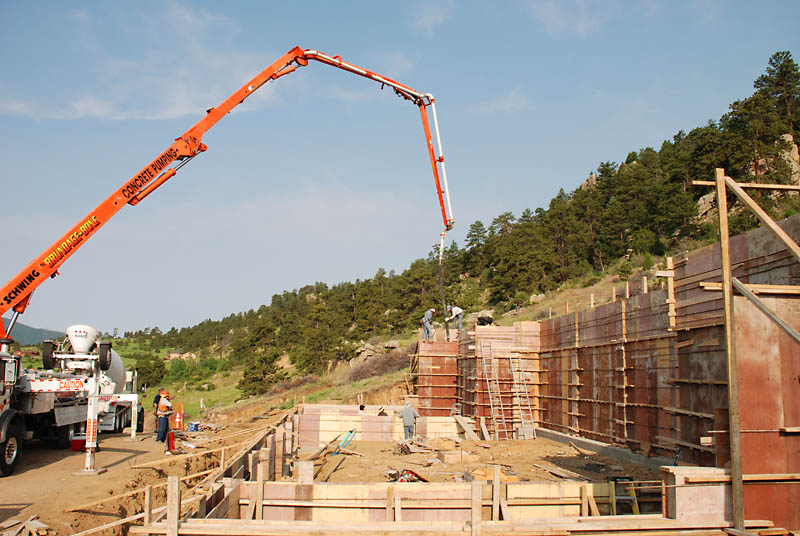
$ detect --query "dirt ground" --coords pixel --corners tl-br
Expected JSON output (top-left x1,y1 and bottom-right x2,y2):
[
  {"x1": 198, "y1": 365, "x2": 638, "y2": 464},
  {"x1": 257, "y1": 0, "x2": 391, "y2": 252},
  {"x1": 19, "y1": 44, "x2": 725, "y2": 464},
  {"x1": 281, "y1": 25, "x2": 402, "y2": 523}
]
[
  {"x1": 0, "y1": 402, "x2": 275, "y2": 535},
  {"x1": 314, "y1": 437, "x2": 661, "y2": 484},
  {"x1": 0, "y1": 401, "x2": 663, "y2": 535}
]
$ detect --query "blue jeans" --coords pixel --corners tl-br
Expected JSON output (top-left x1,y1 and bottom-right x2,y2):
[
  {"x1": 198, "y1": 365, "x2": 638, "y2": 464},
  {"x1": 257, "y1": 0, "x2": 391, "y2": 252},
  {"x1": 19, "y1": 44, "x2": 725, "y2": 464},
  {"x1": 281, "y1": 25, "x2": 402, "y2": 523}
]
[
  {"x1": 450, "y1": 314, "x2": 463, "y2": 331},
  {"x1": 157, "y1": 416, "x2": 169, "y2": 442},
  {"x1": 422, "y1": 321, "x2": 433, "y2": 341},
  {"x1": 404, "y1": 425, "x2": 414, "y2": 440}
]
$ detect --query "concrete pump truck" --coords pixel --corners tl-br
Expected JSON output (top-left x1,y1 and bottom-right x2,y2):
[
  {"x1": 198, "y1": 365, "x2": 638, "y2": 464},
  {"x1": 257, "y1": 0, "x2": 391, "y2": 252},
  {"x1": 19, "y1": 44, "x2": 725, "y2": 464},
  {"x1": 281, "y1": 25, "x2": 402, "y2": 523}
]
[{"x1": 0, "y1": 46, "x2": 454, "y2": 476}]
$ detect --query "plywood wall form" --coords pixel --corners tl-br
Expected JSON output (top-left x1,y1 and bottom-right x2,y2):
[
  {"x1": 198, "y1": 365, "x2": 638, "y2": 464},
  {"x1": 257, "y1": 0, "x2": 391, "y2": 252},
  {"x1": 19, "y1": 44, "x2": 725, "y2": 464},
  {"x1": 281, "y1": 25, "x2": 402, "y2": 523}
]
[
  {"x1": 414, "y1": 341, "x2": 460, "y2": 416},
  {"x1": 413, "y1": 214, "x2": 800, "y2": 528},
  {"x1": 672, "y1": 215, "x2": 800, "y2": 530},
  {"x1": 296, "y1": 404, "x2": 462, "y2": 449}
]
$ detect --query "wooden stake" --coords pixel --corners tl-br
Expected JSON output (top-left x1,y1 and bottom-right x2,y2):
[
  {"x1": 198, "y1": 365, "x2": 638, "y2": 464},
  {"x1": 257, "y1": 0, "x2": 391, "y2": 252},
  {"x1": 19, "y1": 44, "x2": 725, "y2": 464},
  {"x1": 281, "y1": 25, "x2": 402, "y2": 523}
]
[
  {"x1": 492, "y1": 465, "x2": 500, "y2": 521},
  {"x1": 166, "y1": 476, "x2": 180, "y2": 536},
  {"x1": 716, "y1": 168, "x2": 744, "y2": 530},
  {"x1": 144, "y1": 485, "x2": 152, "y2": 525},
  {"x1": 471, "y1": 481, "x2": 482, "y2": 536}
]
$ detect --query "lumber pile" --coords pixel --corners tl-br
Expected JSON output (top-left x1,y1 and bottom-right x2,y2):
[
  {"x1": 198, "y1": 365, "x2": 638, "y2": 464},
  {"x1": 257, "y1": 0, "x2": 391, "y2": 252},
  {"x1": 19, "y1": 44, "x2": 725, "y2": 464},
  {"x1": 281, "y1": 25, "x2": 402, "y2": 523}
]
[{"x1": 1, "y1": 516, "x2": 52, "y2": 536}]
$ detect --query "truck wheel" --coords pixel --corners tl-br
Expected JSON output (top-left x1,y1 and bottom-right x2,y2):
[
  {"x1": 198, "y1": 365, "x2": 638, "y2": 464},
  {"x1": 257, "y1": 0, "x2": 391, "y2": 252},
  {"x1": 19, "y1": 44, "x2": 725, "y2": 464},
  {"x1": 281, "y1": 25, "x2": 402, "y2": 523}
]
[
  {"x1": 114, "y1": 412, "x2": 124, "y2": 434},
  {"x1": 98, "y1": 342, "x2": 112, "y2": 371},
  {"x1": 55, "y1": 425, "x2": 74, "y2": 449},
  {"x1": 42, "y1": 341, "x2": 55, "y2": 369},
  {"x1": 0, "y1": 428, "x2": 21, "y2": 477}
]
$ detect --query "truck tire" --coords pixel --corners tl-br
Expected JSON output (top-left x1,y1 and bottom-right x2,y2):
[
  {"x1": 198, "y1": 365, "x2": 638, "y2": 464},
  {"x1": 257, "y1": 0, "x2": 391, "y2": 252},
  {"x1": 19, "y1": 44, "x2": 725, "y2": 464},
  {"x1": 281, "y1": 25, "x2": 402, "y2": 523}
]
[
  {"x1": 55, "y1": 424, "x2": 75, "y2": 449},
  {"x1": 115, "y1": 411, "x2": 124, "y2": 434},
  {"x1": 98, "y1": 342, "x2": 112, "y2": 371},
  {"x1": 42, "y1": 341, "x2": 55, "y2": 369},
  {"x1": 0, "y1": 427, "x2": 21, "y2": 477}
]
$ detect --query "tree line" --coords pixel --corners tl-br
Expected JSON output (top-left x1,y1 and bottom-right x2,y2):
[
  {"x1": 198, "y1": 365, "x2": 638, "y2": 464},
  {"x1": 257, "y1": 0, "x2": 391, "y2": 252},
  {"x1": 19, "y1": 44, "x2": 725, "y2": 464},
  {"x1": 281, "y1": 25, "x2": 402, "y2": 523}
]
[{"x1": 125, "y1": 51, "x2": 800, "y2": 395}]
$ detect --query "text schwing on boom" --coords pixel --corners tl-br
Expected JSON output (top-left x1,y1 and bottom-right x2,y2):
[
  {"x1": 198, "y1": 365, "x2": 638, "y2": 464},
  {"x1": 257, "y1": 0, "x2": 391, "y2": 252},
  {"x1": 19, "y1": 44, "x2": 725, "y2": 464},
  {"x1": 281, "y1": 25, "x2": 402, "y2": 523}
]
[{"x1": 0, "y1": 46, "x2": 454, "y2": 339}]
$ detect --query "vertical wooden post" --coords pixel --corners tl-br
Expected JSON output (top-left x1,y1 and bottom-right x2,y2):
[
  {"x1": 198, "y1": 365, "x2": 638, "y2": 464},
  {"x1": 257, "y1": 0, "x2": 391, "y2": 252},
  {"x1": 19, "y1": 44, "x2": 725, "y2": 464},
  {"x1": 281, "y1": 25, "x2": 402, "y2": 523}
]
[
  {"x1": 257, "y1": 448, "x2": 269, "y2": 482},
  {"x1": 144, "y1": 484, "x2": 152, "y2": 526},
  {"x1": 255, "y1": 479, "x2": 264, "y2": 520},
  {"x1": 625, "y1": 282, "x2": 630, "y2": 299},
  {"x1": 642, "y1": 275, "x2": 648, "y2": 294},
  {"x1": 549, "y1": 307, "x2": 552, "y2": 319},
  {"x1": 471, "y1": 481, "x2": 482, "y2": 536},
  {"x1": 166, "y1": 476, "x2": 180, "y2": 536},
  {"x1": 492, "y1": 465, "x2": 500, "y2": 521},
  {"x1": 297, "y1": 460, "x2": 314, "y2": 484},
  {"x1": 716, "y1": 168, "x2": 744, "y2": 530},
  {"x1": 590, "y1": 293, "x2": 594, "y2": 308},
  {"x1": 612, "y1": 286, "x2": 616, "y2": 302},
  {"x1": 220, "y1": 446, "x2": 226, "y2": 469},
  {"x1": 580, "y1": 484, "x2": 588, "y2": 516},
  {"x1": 386, "y1": 485, "x2": 395, "y2": 521},
  {"x1": 666, "y1": 256, "x2": 676, "y2": 331}
]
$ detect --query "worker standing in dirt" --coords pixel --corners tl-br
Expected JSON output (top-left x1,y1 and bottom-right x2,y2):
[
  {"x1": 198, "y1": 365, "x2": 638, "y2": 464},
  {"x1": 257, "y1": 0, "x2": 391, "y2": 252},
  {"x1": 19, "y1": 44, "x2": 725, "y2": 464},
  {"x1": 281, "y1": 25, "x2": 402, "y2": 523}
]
[
  {"x1": 156, "y1": 390, "x2": 174, "y2": 446},
  {"x1": 399, "y1": 401, "x2": 420, "y2": 440},
  {"x1": 421, "y1": 307, "x2": 435, "y2": 342},
  {"x1": 446, "y1": 304, "x2": 464, "y2": 332},
  {"x1": 152, "y1": 387, "x2": 163, "y2": 434}
]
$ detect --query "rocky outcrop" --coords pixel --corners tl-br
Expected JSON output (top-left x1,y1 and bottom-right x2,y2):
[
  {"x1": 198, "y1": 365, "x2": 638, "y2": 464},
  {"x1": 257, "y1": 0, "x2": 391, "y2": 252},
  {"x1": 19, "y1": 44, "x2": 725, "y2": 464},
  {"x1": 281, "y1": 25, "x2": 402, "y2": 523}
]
[{"x1": 781, "y1": 133, "x2": 800, "y2": 184}]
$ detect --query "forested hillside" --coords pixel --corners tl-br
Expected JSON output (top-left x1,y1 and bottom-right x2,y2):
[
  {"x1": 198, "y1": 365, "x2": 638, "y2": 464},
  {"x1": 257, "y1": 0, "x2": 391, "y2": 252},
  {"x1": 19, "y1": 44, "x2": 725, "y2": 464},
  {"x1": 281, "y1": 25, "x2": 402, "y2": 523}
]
[{"x1": 125, "y1": 51, "x2": 800, "y2": 398}]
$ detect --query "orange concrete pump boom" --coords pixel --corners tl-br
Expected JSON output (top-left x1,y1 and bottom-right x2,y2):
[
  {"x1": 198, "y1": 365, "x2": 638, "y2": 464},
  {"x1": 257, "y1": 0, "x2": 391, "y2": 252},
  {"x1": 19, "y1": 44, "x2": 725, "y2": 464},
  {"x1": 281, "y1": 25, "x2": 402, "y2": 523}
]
[{"x1": 0, "y1": 46, "x2": 454, "y2": 340}]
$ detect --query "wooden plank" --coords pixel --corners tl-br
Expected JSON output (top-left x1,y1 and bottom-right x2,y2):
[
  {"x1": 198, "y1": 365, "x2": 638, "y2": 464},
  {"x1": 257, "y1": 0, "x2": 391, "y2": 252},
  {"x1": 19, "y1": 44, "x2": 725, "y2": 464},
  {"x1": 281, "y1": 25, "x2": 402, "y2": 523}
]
[
  {"x1": 492, "y1": 465, "x2": 500, "y2": 521},
  {"x1": 144, "y1": 485, "x2": 152, "y2": 526},
  {"x1": 732, "y1": 277, "x2": 800, "y2": 345},
  {"x1": 693, "y1": 179, "x2": 800, "y2": 191},
  {"x1": 386, "y1": 485, "x2": 394, "y2": 521},
  {"x1": 701, "y1": 281, "x2": 800, "y2": 295},
  {"x1": 480, "y1": 417, "x2": 490, "y2": 441},
  {"x1": 471, "y1": 481, "x2": 482, "y2": 536},
  {"x1": 454, "y1": 415, "x2": 480, "y2": 441},
  {"x1": 167, "y1": 476, "x2": 181, "y2": 536},
  {"x1": 664, "y1": 406, "x2": 714, "y2": 420},
  {"x1": 66, "y1": 469, "x2": 216, "y2": 512}
]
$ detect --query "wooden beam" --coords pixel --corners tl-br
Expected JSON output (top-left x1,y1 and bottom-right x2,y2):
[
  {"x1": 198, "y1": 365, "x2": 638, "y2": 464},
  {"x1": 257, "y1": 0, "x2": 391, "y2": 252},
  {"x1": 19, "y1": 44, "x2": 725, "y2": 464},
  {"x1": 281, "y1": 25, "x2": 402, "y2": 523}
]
[
  {"x1": 731, "y1": 277, "x2": 800, "y2": 346},
  {"x1": 167, "y1": 476, "x2": 181, "y2": 536},
  {"x1": 471, "y1": 481, "x2": 482, "y2": 536},
  {"x1": 701, "y1": 281, "x2": 800, "y2": 295},
  {"x1": 693, "y1": 179, "x2": 800, "y2": 191},
  {"x1": 455, "y1": 415, "x2": 480, "y2": 441},
  {"x1": 724, "y1": 175, "x2": 800, "y2": 265},
  {"x1": 716, "y1": 168, "x2": 744, "y2": 530}
]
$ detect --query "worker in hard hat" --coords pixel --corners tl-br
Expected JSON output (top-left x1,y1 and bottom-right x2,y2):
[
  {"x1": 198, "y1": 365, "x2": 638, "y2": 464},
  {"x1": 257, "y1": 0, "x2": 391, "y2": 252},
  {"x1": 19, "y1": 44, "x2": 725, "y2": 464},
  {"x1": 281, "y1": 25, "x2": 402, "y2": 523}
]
[
  {"x1": 152, "y1": 387, "x2": 163, "y2": 434},
  {"x1": 156, "y1": 390, "x2": 174, "y2": 445},
  {"x1": 446, "y1": 304, "x2": 464, "y2": 332}
]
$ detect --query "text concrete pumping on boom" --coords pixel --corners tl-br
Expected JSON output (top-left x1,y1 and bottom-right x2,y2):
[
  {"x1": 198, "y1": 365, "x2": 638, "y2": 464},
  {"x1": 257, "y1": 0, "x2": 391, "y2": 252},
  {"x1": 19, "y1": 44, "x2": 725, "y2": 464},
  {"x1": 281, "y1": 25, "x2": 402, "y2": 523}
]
[{"x1": 0, "y1": 45, "x2": 455, "y2": 344}]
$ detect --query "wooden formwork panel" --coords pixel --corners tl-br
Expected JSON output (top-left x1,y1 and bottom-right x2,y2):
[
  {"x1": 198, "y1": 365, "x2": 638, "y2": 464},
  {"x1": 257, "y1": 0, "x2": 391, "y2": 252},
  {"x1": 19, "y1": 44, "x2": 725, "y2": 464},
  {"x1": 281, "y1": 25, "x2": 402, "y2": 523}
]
[
  {"x1": 735, "y1": 296, "x2": 800, "y2": 530},
  {"x1": 416, "y1": 342, "x2": 460, "y2": 417}
]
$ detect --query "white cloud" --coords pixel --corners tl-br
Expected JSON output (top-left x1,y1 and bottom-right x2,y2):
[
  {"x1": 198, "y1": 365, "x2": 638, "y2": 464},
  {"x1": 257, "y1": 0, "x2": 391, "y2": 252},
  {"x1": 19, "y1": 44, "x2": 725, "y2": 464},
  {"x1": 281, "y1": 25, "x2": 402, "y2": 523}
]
[
  {"x1": 520, "y1": 0, "x2": 614, "y2": 37},
  {"x1": 412, "y1": 0, "x2": 454, "y2": 37},
  {"x1": 469, "y1": 86, "x2": 530, "y2": 115},
  {"x1": 3, "y1": 2, "x2": 286, "y2": 121}
]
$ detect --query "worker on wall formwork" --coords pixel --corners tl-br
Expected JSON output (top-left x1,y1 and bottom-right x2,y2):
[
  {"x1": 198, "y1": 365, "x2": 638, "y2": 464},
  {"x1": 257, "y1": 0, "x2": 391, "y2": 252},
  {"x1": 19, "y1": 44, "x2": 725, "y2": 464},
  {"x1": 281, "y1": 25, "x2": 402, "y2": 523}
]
[
  {"x1": 446, "y1": 304, "x2": 464, "y2": 332},
  {"x1": 421, "y1": 308, "x2": 435, "y2": 342}
]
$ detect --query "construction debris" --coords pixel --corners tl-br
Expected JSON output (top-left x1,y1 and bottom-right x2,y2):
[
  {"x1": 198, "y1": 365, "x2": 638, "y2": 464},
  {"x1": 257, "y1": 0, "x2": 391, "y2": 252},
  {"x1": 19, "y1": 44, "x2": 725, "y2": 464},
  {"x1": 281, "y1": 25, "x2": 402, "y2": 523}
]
[{"x1": 1, "y1": 516, "x2": 52, "y2": 536}]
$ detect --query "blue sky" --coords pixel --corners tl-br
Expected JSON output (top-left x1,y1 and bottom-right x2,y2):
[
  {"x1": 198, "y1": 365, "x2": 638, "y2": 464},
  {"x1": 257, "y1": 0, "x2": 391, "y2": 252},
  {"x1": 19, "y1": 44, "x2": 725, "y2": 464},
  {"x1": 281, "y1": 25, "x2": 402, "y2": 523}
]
[{"x1": 1, "y1": 1, "x2": 798, "y2": 335}]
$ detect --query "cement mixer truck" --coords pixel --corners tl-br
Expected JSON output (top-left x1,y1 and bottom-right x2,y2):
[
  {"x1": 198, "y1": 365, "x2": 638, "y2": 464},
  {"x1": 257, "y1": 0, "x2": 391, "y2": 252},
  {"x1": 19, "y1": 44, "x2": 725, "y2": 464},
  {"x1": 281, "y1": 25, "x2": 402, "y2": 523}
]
[{"x1": 0, "y1": 324, "x2": 138, "y2": 476}]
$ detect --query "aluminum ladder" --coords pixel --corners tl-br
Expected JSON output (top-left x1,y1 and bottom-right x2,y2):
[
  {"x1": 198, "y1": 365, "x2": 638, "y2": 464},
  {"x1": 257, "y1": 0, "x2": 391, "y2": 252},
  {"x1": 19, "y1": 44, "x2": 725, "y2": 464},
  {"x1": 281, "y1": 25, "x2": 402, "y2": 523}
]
[
  {"x1": 510, "y1": 355, "x2": 537, "y2": 439},
  {"x1": 480, "y1": 341, "x2": 510, "y2": 440}
]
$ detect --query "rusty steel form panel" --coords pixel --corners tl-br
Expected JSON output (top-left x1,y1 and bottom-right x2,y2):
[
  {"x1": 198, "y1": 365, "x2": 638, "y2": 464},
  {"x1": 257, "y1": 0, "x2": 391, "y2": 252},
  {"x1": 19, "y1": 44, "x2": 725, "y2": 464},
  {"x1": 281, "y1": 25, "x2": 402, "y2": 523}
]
[
  {"x1": 735, "y1": 296, "x2": 800, "y2": 530},
  {"x1": 415, "y1": 341, "x2": 460, "y2": 417},
  {"x1": 623, "y1": 291, "x2": 676, "y2": 458}
]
